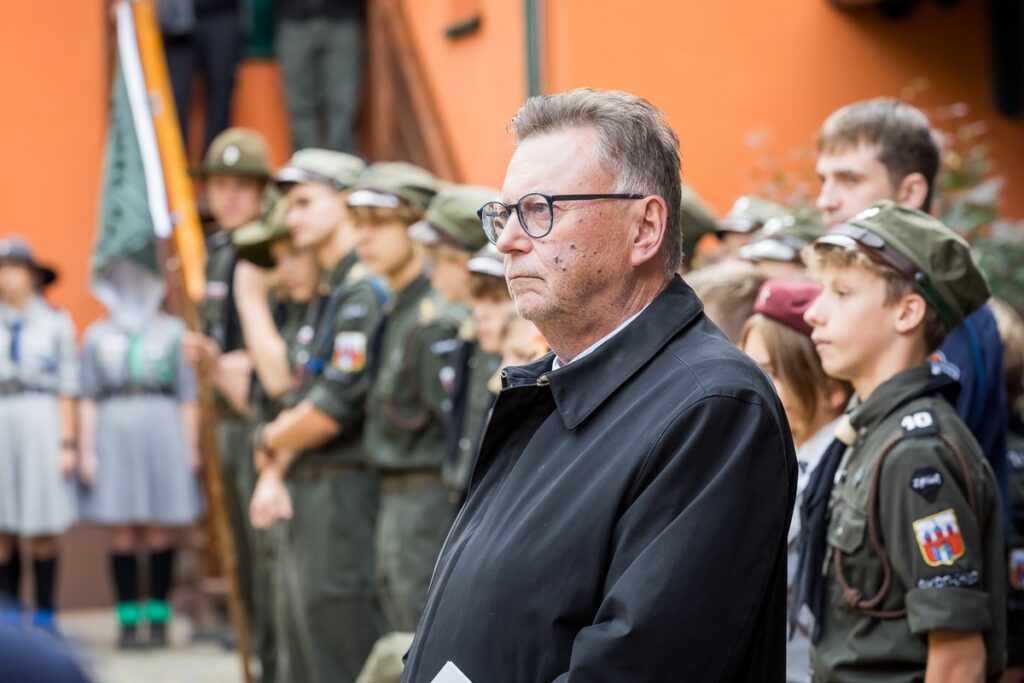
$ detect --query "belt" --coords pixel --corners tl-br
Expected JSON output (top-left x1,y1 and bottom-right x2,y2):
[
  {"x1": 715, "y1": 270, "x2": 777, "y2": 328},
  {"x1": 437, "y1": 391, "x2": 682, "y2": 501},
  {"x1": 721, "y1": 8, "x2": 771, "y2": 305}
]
[
  {"x1": 288, "y1": 458, "x2": 367, "y2": 481},
  {"x1": 100, "y1": 385, "x2": 175, "y2": 399},
  {"x1": 378, "y1": 468, "x2": 443, "y2": 494},
  {"x1": 0, "y1": 379, "x2": 49, "y2": 396}
]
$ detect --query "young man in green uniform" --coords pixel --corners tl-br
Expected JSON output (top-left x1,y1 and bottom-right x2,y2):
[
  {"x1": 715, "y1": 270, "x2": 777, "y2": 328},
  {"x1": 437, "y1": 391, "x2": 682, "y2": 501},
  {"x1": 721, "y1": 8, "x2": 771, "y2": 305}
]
[
  {"x1": 347, "y1": 162, "x2": 461, "y2": 633},
  {"x1": 244, "y1": 149, "x2": 388, "y2": 683},
  {"x1": 798, "y1": 200, "x2": 1006, "y2": 681},
  {"x1": 184, "y1": 126, "x2": 271, "y2": 648},
  {"x1": 406, "y1": 184, "x2": 502, "y2": 503}
]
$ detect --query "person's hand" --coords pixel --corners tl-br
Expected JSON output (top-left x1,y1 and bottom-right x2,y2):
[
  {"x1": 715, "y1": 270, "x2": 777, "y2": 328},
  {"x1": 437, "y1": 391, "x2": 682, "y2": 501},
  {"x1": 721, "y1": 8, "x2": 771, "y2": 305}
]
[
  {"x1": 182, "y1": 331, "x2": 221, "y2": 365},
  {"x1": 78, "y1": 450, "x2": 98, "y2": 486},
  {"x1": 59, "y1": 446, "x2": 78, "y2": 480},
  {"x1": 249, "y1": 468, "x2": 293, "y2": 529},
  {"x1": 234, "y1": 261, "x2": 272, "y2": 307}
]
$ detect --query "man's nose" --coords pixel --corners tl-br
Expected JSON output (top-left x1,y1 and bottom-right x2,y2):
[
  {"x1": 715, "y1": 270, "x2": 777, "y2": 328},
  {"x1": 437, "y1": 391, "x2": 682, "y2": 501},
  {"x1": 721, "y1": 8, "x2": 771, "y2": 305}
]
[
  {"x1": 495, "y1": 211, "x2": 530, "y2": 255},
  {"x1": 816, "y1": 181, "x2": 839, "y2": 215}
]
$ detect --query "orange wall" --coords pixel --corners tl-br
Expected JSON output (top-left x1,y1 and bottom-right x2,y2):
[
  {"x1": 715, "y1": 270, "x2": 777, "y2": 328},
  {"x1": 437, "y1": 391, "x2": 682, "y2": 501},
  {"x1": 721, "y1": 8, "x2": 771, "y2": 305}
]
[
  {"x1": 404, "y1": 0, "x2": 1024, "y2": 218},
  {"x1": 0, "y1": 2, "x2": 109, "y2": 330}
]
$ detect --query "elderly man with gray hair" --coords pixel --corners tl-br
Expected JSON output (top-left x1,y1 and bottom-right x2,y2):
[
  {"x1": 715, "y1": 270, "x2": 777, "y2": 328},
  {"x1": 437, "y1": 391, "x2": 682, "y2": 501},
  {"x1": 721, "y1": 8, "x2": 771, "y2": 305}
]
[{"x1": 401, "y1": 88, "x2": 796, "y2": 682}]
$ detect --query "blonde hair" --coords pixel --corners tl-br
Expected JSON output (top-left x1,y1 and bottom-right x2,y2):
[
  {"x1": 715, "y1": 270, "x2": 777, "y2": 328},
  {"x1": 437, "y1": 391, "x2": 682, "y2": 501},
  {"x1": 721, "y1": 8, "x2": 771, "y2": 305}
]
[{"x1": 803, "y1": 243, "x2": 947, "y2": 351}]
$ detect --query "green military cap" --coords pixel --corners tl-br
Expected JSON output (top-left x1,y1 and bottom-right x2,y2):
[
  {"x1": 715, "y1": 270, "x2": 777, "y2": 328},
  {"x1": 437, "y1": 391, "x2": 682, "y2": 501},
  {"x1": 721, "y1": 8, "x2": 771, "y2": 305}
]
[
  {"x1": 717, "y1": 196, "x2": 789, "y2": 235},
  {"x1": 814, "y1": 200, "x2": 990, "y2": 328},
  {"x1": 232, "y1": 198, "x2": 291, "y2": 268},
  {"x1": 740, "y1": 211, "x2": 827, "y2": 263},
  {"x1": 347, "y1": 161, "x2": 439, "y2": 214},
  {"x1": 467, "y1": 244, "x2": 505, "y2": 279},
  {"x1": 275, "y1": 148, "x2": 366, "y2": 191},
  {"x1": 679, "y1": 184, "x2": 718, "y2": 260},
  {"x1": 409, "y1": 184, "x2": 498, "y2": 252},
  {"x1": 193, "y1": 127, "x2": 272, "y2": 179}
]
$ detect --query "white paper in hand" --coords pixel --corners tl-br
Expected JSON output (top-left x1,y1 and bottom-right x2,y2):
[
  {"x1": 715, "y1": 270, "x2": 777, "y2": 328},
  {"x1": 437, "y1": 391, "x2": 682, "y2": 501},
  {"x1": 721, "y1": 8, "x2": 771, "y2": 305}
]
[{"x1": 431, "y1": 661, "x2": 473, "y2": 683}]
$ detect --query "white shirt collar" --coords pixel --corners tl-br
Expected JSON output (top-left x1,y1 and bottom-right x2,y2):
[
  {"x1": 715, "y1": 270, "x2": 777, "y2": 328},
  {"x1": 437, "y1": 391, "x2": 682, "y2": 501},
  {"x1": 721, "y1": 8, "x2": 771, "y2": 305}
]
[{"x1": 552, "y1": 305, "x2": 649, "y2": 371}]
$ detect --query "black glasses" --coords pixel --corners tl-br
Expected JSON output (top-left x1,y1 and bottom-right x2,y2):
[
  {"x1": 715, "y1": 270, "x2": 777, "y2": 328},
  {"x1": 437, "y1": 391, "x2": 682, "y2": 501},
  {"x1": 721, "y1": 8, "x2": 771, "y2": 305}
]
[{"x1": 477, "y1": 193, "x2": 646, "y2": 243}]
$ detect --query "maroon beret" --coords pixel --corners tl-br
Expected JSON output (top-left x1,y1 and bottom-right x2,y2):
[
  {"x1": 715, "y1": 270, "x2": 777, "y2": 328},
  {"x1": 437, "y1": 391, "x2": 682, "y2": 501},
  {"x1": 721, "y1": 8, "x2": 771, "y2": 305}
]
[{"x1": 753, "y1": 279, "x2": 822, "y2": 337}]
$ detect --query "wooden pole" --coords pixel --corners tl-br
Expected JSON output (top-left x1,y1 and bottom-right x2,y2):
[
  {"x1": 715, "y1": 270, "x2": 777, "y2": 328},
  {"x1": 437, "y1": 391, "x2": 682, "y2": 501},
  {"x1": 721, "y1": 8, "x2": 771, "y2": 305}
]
[{"x1": 128, "y1": 3, "x2": 253, "y2": 681}]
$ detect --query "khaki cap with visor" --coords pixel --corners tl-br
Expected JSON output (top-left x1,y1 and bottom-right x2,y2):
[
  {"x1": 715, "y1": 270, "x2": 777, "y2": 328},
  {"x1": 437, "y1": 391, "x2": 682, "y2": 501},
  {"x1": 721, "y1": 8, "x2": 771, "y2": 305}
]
[
  {"x1": 717, "y1": 196, "x2": 789, "y2": 235},
  {"x1": 232, "y1": 198, "x2": 291, "y2": 268},
  {"x1": 193, "y1": 127, "x2": 272, "y2": 180},
  {"x1": 409, "y1": 184, "x2": 498, "y2": 253},
  {"x1": 346, "y1": 162, "x2": 439, "y2": 214},
  {"x1": 740, "y1": 211, "x2": 827, "y2": 263},
  {"x1": 275, "y1": 148, "x2": 366, "y2": 191},
  {"x1": 813, "y1": 200, "x2": 990, "y2": 329}
]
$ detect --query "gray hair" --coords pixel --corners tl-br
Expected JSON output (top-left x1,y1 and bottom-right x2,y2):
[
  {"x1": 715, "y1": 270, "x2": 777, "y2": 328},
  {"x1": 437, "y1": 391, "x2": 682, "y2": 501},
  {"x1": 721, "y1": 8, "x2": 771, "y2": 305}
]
[{"x1": 509, "y1": 88, "x2": 683, "y2": 274}]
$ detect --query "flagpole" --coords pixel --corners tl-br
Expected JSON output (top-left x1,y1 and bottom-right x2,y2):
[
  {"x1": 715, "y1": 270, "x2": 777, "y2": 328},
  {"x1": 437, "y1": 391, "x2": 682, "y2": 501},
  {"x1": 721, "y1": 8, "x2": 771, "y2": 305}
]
[{"x1": 121, "y1": 3, "x2": 253, "y2": 681}]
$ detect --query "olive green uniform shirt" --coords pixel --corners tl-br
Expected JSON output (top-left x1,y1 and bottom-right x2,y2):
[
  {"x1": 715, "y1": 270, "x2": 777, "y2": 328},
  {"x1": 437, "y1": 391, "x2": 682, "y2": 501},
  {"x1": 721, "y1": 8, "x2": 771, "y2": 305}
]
[
  {"x1": 812, "y1": 365, "x2": 1006, "y2": 682},
  {"x1": 289, "y1": 249, "x2": 385, "y2": 472},
  {"x1": 364, "y1": 274, "x2": 463, "y2": 471}
]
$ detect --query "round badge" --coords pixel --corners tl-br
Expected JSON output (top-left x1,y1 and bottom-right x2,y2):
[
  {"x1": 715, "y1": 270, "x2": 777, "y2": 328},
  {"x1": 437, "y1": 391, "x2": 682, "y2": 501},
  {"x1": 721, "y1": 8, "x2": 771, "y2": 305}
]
[{"x1": 223, "y1": 145, "x2": 240, "y2": 167}]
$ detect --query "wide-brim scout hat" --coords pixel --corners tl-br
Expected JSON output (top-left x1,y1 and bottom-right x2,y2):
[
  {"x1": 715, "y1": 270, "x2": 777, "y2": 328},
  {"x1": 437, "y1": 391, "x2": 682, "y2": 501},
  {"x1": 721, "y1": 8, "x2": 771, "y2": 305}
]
[
  {"x1": 740, "y1": 211, "x2": 827, "y2": 264},
  {"x1": 275, "y1": 148, "x2": 366, "y2": 191},
  {"x1": 754, "y1": 279, "x2": 822, "y2": 337},
  {"x1": 409, "y1": 184, "x2": 498, "y2": 253},
  {"x1": 813, "y1": 200, "x2": 990, "y2": 329},
  {"x1": 467, "y1": 244, "x2": 505, "y2": 279},
  {"x1": 717, "y1": 196, "x2": 789, "y2": 236},
  {"x1": 233, "y1": 198, "x2": 291, "y2": 268},
  {"x1": 0, "y1": 236, "x2": 58, "y2": 288},
  {"x1": 347, "y1": 161, "x2": 439, "y2": 215},
  {"x1": 191, "y1": 127, "x2": 272, "y2": 180}
]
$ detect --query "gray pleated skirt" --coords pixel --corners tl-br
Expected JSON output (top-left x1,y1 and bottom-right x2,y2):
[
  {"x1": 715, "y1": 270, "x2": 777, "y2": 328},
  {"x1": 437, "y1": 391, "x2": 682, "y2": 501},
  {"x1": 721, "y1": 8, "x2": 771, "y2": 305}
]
[
  {"x1": 80, "y1": 396, "x2": 202, "y2": 526},
  {"x1": 0, "y1": 393, "x2": 79, "y2": 536}
]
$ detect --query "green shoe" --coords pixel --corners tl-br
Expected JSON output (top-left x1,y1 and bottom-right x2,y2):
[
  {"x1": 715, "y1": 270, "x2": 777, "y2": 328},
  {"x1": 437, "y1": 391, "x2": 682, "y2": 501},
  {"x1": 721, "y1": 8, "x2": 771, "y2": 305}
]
[{"x1": 144, "y1": 600, "x2": 171, "y2": 648}]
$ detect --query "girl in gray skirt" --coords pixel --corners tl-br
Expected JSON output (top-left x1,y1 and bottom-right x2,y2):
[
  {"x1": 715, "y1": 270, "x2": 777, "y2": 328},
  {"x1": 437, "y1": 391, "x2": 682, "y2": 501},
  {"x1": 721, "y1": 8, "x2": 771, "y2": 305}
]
[
  {"x1": 0, "y1": 237, "x2": 79, "y2": 632},
  {"x1": 79, "y1": 260, "x2": 201, "y2": 648}
]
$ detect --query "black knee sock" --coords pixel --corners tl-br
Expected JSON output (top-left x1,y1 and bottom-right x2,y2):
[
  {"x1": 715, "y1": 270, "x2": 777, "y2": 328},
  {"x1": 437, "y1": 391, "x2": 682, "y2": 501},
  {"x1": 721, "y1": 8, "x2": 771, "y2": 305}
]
[
  {"x1": 0, "y1": 548, "x2": 20, "y2": 602},
  {"x1": 110, "y1": 553, "x2": 139, "y2": 604},
  {"x1": 32, "y1": 556, "x2": 57, "y2": 612},
  {"x1": 149, "y1": 548, "x2": 175, "y2": 602}
]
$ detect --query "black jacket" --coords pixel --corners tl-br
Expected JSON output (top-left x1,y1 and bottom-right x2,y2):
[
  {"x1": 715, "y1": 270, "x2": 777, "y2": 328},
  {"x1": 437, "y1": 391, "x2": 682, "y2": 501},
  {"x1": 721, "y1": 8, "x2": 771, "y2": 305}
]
[{"x1": 402, "y1": 276, "x2": 797, "y2": 682}]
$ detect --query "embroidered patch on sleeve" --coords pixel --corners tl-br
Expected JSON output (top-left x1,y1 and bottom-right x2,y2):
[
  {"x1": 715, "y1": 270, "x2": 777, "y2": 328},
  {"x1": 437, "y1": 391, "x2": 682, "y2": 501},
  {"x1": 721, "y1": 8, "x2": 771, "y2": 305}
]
[
  {"x1": 910, "y1": 467, "x2": 943, "y2": 502},
  {"x1": 1011, "y1": 549, "x2": 1024, "y2": 590},
  {"x1": 913, "y1": 508, "x2": 966, "y2": 567},
  {"x1": 900, "y1": 409, "x2": 939, "y2": 438},
  {"x1": 332, "y1": 332, "x2": 367, "y2": 372}
]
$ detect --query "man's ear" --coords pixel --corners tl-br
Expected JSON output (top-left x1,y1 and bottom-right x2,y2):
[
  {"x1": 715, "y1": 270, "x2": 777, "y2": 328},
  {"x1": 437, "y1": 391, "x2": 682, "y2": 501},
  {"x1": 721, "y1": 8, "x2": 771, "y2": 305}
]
[
  {"x1": 895, "y1": 172, "x2": 930, "y2": 213},
  {"x1": 630, "y1": 195, "x2": 668, "y2": 268},
  {"x1": 893, "y1": 292, "x2": 928, "y2": 335}
]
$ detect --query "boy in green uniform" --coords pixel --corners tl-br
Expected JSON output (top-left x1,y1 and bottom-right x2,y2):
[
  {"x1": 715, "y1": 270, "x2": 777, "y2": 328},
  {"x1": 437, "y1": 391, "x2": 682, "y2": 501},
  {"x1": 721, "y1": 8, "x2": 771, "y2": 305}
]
[
  {"x1": 184, "y1": 127, "x2": 271, "y2": 647},
  {"x1": 348, "y1": 162, "x2": 460, "y2": 632},
  {"x1": 244, "y1": 149, "x2": 388, "y2": 683},
  {"x1": 407, "y1": 184, "x2": 502, "y2": 503},
  {"x1": 798, "y1": 200, "x2": 1006, "y2": 681}
]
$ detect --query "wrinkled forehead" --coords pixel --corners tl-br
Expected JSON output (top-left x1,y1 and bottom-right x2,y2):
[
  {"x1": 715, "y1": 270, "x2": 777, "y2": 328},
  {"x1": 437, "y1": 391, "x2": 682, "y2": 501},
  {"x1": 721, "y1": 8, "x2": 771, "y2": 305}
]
[{"x1": 501, "y1": 127, "x2": 610, "y2": 200}]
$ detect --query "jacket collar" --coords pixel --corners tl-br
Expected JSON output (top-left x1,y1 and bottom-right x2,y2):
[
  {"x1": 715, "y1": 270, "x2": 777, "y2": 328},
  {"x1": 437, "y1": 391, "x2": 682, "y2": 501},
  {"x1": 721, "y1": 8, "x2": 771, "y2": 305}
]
[
  {"x1": 503, "y1": 275, "x2": 705, "y2": 430},
  {"x1": 325, "y1": 248, "x2": 360, "y2": 289},
  {"x1": 849, "y1": 363, "x2": 960, "y2": 434}
]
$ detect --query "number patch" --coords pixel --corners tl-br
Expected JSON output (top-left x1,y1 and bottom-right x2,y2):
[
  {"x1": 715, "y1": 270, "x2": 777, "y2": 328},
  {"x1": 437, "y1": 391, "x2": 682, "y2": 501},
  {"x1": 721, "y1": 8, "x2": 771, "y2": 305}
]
[{"x1": 900, "y1": 410, "x2": 938, "y2": 437}]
